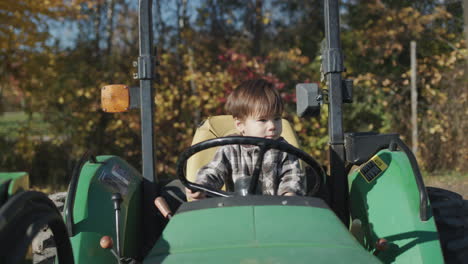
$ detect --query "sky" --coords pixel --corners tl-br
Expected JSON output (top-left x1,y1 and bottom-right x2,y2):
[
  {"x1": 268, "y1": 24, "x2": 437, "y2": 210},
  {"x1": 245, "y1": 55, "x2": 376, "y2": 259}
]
[{"x1": 48, "y1": 0, "x2": 205, "y2": 49}]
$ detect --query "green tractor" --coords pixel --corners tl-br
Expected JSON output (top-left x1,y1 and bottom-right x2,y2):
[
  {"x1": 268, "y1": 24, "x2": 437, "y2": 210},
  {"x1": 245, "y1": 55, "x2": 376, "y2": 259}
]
[{"x1": 1, "y1": 0, "x2": 467, "y2": 263}]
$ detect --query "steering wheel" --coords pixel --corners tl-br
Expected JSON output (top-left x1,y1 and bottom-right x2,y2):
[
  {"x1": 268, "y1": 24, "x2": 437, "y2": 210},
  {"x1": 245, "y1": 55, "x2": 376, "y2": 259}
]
[{"x1": 176, "y1": 136, "x2": 325, "y2": 198}]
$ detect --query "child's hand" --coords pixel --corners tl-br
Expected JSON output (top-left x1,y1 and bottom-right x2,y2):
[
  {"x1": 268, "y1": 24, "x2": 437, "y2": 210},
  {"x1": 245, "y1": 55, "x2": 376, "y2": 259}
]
[
  {"x1": 283, "y1": 192, "x2": 296, "y2": 196},
  {"x1": 186, "y1": 188, "x2": 206, "y2": 201}
]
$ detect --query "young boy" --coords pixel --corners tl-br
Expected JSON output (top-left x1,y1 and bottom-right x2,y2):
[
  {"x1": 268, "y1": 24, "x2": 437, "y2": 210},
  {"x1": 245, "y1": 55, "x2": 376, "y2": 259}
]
[{"x1": 187, "y1": 79, "x2": 305, "y2": 200}]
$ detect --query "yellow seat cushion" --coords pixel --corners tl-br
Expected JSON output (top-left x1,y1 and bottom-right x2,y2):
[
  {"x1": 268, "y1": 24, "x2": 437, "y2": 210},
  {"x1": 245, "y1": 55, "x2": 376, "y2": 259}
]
[{"x1": 186, "y1": 115, "x2": 301, "y2": 186}]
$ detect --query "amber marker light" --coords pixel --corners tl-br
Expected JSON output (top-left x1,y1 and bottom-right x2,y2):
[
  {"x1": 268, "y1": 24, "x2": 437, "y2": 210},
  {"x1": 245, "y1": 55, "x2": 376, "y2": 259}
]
[{"x1": 101, "y1": 84, "x2": 130, "y2": 113}]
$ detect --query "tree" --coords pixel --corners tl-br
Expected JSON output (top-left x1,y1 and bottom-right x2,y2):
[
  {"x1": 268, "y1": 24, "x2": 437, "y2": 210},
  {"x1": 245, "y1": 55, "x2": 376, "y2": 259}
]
[{"x1": 342, "y1": 0, "x2": 467, "y2": 171}]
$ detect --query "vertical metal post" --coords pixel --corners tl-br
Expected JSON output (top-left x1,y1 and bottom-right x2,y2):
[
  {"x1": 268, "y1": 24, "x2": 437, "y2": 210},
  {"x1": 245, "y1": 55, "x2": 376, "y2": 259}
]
[
  {"x1": 139, "y1": 0, "x2": 156, "y2": 185},
  {"x1": 410, "y1": 41, "x2": 418, "y2": 155},
  {"x1": 138, "y1": 0, "x2": 160, "y2": 256},
  {"x1": 323, "y1": 0, "x2": 348, "y2": 226}
]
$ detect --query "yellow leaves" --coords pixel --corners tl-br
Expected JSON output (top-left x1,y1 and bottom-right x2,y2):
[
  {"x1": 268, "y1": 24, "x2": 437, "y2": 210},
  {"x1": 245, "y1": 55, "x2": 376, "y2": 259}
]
[
  {"x1": 107, "y1": 119, "x2": 124, "y2": 132},
  {"x1": 0, "y1": 0, "x2": 83, "y2": 51},
  {"x1": 201, "y1": 93, "x2": 210, "y2": 101},
  {"x1": 294, "y1": 123, "x2": 303, "y2": 132},
  {"x1": 313, "y1": 150, "x2": 321, "y2": 157},
  {"x1": 446, "y1": 55, "x2": 457, "y2": 67},
  {"x1": 433, "y1": 6, "x2": 452, "y2": 20},
  {"x1": 429, "y1": 124, "x2": 442, "y2": 135},
  {"x1": 431, "y1": 71, "x2": 442, "y2": 85},
  {"x1": 268, "y1": 48, "x2": 309, "y2": 65},
  {"x1": 439, "y1": 92, "x2": 448, "y2": 104},
  {"x1": 387, "y1": 29, "x2": 396, "y2": 36},
  {"x1": 440, "y1": 135, "x2": 448, "y2": 142},
  {"x1": 161, "y1": 53, "x2": 172, "y2": 62},
  {"x1": 382, "y1": 79, "x2": 391, "y2": 86},
  {"x1": 435, "y1": 55, "x2": 446, "y2": 67},
  {"x1": 86, "y1": 119, "x2": 94, "y2": 131},
  {"x1": 183, "y1": 73, "x2": 197, "y2": 82}
]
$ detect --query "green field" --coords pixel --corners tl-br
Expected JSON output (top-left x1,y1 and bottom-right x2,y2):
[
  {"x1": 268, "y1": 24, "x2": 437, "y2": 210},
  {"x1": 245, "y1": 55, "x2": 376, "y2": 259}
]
[{"x1": 0, "y1": 112, "x2": 50, "y2": 139}]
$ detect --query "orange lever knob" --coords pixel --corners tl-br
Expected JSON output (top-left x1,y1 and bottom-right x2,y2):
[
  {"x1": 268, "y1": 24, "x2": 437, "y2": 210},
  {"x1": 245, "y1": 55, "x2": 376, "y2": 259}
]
[
  {"x1": 376, "y1": 238, "x2": 389, "y2": 251},
  {"x1": 373, "y1": 238, "x2": 389, "y2": 256},
  {"x1": 154, "y1": 196, "x2": 173, "y2": 219},
  {"x1": 100, "y1": 235, "x2": 114, "y2": 249}
]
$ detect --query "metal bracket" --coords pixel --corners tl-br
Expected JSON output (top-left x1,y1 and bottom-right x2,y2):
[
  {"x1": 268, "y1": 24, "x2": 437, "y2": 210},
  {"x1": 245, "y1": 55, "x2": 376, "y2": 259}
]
[
  {"x1": 129, "y1": 86, "x2": 140, "y2": 109},
  {"x1": 322, "y1": 48, "x2": 344, "y2": 75},
  {"x1": 137, "y1": 55, "x2": 155, "y2": 80},
  {"x1": 342, "y1": 79, "x2": 353, "y2": 103},
  {"x1": 321, "y1": 89, "x2": 329, "y2": 104}
]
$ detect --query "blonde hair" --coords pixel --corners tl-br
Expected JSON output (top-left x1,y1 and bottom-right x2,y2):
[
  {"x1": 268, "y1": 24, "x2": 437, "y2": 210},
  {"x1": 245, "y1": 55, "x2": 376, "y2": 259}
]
[{"x1": 225, "y1": 79, "x2": 283, "y2": 120}]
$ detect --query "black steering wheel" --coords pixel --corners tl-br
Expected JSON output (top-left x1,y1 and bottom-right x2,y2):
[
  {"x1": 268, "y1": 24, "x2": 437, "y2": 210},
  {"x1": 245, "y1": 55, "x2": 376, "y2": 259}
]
[{"x1": 176, "y1": 136, "x2": 325, "y2": 198}]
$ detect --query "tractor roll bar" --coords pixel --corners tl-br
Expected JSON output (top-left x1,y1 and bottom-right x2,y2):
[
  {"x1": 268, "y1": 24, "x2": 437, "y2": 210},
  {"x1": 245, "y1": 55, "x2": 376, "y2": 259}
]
[
  {"x1": 323, "y1": 0, "x2": 348, "y2": 226},
  {"x1": 138, "y1": 0, "x2": 161, "y2": 255},
  {"x1": 138, "y1": 0, "x2": 157, "y2": 185}
]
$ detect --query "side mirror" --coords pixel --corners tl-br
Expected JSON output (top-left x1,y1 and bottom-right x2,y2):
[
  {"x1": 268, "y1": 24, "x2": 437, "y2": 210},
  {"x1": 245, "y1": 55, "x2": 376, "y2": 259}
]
[
  {"x1": 296, "y1": 83, "x2": 322, "y2": 118},
  {"x1": 101, "y1": 85, "x2": 140, "y2": 113}
]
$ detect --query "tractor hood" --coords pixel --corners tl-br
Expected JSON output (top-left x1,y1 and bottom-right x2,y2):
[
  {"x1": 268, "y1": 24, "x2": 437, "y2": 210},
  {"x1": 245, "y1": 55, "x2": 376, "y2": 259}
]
[{"x1": 144, "y1": 196, "x2": 379, "y2": 263}]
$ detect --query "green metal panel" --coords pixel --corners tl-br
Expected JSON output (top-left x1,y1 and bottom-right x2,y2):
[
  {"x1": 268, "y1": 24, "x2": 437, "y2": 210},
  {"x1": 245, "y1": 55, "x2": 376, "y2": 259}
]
[
  {"x1": 65, "y1": 156, "x2": 143, "y2": 264},
  {"x1": 348, "y1": 149, "x2": 444, "y2": 263},
  {"x1": 145, "y1": 205, "x2": 380, "y2": 263},
  {"x1": 0, "y1": 172, "x2": 29, "y2": 206}
]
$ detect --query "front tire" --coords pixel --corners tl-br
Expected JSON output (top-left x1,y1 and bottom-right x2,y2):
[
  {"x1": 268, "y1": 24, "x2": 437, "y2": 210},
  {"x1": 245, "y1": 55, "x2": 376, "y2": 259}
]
[{"x1": 0, "y1": 191, "x2": 74, "y2": 264}]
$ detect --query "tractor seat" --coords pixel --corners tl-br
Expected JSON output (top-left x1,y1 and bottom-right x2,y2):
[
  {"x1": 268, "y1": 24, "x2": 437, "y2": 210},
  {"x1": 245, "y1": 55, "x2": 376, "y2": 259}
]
[{"x1": 186, "y1": 115, "x2": 301, "y2": 198}]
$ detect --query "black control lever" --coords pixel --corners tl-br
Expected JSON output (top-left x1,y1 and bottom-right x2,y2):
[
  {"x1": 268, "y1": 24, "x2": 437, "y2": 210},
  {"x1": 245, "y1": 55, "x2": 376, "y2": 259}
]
[
  {"x1": 112, "y1": 193, "x2": 123, "y2": 262},
  {"x1": 101, "y1": 193, "x2": 142, "y2": 264}
]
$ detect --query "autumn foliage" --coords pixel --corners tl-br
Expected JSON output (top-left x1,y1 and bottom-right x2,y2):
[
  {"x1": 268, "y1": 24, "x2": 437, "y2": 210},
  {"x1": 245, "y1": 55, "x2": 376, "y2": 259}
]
[{"x1": 0, "y1": 0, "x2": 466, "y2": 188}]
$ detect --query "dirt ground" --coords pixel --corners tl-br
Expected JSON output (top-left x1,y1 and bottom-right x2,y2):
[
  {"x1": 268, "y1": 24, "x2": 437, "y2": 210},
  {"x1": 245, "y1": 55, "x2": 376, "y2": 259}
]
[{"x1": 424, "y1": 174, "x2": 468, "y2": 199}]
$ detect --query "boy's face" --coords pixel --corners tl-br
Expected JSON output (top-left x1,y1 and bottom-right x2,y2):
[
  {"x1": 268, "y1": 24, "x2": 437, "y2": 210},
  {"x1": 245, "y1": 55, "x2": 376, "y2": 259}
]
[{"x1": 235, "y1": 115, "x2": 282, "y2": 139}]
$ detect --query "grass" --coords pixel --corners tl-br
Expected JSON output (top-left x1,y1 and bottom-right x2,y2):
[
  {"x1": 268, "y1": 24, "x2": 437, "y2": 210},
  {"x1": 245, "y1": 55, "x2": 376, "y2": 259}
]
[
  {"x1": 423, "y1": 171, "x2": 468, "y2": 198},
  {"x1": 0, "y1": 111, "x2": 50, "y2": 139},
  {"x1": 424, "y1": 170, "x2": 468, "y2": 178},
  {"x1": 31, "y1": 184, "x2": 68, "y2": 194}
]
